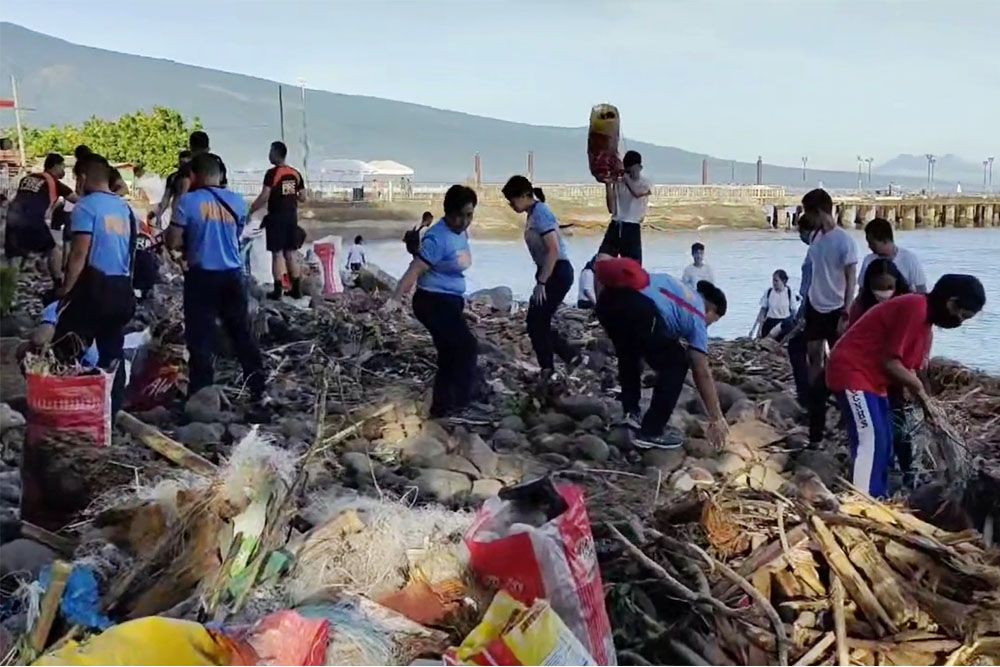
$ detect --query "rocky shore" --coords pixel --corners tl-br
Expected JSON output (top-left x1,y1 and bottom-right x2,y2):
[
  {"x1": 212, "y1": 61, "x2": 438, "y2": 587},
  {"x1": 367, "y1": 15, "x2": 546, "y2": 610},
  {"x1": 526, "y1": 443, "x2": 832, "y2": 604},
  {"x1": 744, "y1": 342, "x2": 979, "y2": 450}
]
[{"x1": 1, "y1": 259, "x2": 998, "y2": 664}]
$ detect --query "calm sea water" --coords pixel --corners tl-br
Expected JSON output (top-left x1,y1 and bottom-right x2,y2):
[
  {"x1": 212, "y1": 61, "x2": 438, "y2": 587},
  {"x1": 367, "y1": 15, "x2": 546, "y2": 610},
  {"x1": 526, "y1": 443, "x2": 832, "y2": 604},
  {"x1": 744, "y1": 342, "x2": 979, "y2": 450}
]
[{"x1": 365, "y1": 228, "x2": 1000, "y2": 374}]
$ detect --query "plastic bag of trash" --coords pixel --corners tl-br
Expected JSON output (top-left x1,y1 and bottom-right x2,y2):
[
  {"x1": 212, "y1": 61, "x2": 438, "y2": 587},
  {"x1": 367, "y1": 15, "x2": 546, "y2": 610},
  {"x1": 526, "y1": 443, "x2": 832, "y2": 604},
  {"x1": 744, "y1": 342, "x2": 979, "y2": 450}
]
[
  {"x1": 33, "y1": 616, "x2": 256, "y2": 665},
  {"x1": 464, "y1": 478, "x2": 616, "y2": 665},
  {"x1": 444, "y1": 590, "x2": 595, "y2": 666},
  {"x1": 587, "y1": 104, "x2": 623, "y2": 184},
  {"x1": 243, "y1": 609, "x2": 329, "y2": 666}
]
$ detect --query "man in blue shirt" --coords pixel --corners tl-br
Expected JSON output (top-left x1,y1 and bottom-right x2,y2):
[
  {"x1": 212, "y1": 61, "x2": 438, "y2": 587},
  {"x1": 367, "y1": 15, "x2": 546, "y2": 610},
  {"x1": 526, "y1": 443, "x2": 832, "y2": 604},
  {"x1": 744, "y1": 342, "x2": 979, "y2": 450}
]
[
  {"x1": 593, "y1": 257, "x2": 729, "y2": 450},
  {"x1": 54, "y1": 154, "x2": 136, "y2": 415},
  {"x1": 167, "y1": 153, "x2": 265, "y2": 400},
  {"x1": 386, "y1": 184, "x2": 478, "y2": 418}
]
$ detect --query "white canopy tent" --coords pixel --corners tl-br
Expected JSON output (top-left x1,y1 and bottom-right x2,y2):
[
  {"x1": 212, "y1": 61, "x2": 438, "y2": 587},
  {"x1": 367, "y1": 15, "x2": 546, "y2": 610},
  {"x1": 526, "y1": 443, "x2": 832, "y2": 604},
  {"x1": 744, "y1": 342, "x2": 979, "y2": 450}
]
[{"x1": 367, "y1": 160, "x2": 414, "y2": 177}]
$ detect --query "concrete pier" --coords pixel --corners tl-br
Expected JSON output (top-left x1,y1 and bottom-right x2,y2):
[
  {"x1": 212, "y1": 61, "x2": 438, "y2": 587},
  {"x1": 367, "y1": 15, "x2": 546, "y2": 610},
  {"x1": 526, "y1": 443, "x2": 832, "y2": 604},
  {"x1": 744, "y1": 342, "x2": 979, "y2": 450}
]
[{"x1": 772, "y1": 193, "x2": 1000, "y2": 231}]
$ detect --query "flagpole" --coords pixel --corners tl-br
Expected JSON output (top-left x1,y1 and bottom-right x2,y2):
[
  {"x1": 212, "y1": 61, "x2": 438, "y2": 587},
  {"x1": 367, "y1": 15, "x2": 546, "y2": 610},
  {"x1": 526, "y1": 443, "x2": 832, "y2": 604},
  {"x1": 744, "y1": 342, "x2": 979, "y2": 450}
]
[{"x1": 11, "y1": 75, "x2": 26, "y2": 167}]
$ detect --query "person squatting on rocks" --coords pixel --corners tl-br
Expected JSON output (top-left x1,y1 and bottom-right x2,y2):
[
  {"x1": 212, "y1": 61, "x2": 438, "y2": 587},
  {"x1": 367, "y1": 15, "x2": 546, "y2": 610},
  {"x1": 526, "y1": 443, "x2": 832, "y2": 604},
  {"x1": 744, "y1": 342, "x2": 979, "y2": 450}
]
[
  {"x1": 860, "y1": 217, "x2": 927, "y2": 294},
  {"x1": 502, "y1": 176, "x2": 577, "y2": 374},
  {"x1": 599, "y1": 149, "x2": 650, "y2": 264},
  {"x1": 799, "y1": 188, "x2": 857, "y2": 445},
  {"x1": 593, "y1": 257, "x2": 729, "y2": 450},
  {"x1": 166, "y1": 152, "x2": 265, "y2": 400},
  {"x1": 826, "y1": 274, "x2": 985, "y2": 497},
  {"x1": 249, "y1": 140, "x2": 306, "y2": 299},
  {"x1": 387, "y1": 185, "x2": 479, "y2": 418},
  {"x1": 53, "y1": 153, "x2": 136, "y2": 415},
  {"x1": 3, "y1": 153, "x2": 78, "y2": 289},
  {"x1": 750, "y1": 269, "x2": 799, "y2": 339}
]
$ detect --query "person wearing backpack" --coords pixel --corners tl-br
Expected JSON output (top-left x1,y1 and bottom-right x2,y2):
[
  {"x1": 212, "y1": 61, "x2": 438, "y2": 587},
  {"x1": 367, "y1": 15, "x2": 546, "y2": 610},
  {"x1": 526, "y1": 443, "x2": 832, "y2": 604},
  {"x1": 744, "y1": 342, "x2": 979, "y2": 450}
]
[
  {"x1": 53, "y1": 154, "x2": 137, "y2": 415},
  {"x1": 166, "y1": 153, "x2": 265, "y2": 402},
  {"x1": 750, "y1": 269, "x2": 799, "y2": 339},
  {"x1": 403, "y1": 211, "x2": 434, "y2": 256}
]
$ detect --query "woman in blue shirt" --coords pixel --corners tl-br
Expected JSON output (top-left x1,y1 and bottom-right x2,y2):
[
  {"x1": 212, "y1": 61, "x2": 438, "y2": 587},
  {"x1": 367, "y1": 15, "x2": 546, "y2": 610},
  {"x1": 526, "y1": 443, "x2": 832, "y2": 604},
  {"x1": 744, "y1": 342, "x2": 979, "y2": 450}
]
[
  {"x1": 387, "y1": 185, "x2": 479, "y2": 418},
  {"x1": 501, "y1": 176, "x2": 576, "y2": 373}
]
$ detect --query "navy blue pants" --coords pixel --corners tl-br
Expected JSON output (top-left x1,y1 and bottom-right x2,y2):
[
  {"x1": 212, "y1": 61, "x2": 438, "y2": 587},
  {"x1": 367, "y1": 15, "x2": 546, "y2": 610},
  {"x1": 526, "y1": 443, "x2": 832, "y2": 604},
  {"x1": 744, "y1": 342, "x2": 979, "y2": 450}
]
[
  {"x1": 838, "y1": 389, "x2": 893, "y2": 498},
  {"x1": 184, "y1": 268, "x2": 264, "y2": 397},
  {"x1": 412, "y1": 289, "x2": 478, "y2": 417},
  {"x1": 526, "y1": 259, "x2": 575, "y2": 370}
]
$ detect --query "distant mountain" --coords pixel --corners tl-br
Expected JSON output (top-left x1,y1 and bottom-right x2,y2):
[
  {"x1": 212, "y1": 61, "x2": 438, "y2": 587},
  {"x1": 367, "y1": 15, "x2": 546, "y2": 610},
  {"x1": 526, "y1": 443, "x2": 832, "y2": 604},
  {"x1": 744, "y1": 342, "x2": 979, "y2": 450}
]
[
  {"x1": 877, "y1": 153, "x2": 987, "y2": 185},
  {"x1": 0, "y1": 23, "x2": 961, "y2": 190}
]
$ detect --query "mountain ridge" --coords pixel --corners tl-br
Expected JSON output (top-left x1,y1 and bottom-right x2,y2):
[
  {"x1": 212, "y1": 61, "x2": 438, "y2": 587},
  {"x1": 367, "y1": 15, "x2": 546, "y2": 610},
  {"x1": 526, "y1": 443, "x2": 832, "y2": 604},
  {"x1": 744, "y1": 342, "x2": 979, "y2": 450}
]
[{"x1": 0, "y1": 22, "x2": 961, "y2": 190}]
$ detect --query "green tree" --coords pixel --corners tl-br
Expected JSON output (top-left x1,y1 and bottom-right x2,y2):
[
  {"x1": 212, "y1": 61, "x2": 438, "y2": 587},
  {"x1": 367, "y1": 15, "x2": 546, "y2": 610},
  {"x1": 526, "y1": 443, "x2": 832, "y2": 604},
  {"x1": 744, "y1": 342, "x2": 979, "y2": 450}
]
[{"x1": 8, "y1": 107, "x2": 201, "y2": 175}]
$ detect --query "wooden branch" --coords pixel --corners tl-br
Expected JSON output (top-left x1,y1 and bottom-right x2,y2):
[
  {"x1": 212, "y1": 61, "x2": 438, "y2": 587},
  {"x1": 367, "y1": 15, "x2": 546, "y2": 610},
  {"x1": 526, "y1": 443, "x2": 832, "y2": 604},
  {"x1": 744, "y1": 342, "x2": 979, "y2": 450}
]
[
  {"x1": 116, "y1": 411, "x2": 217, "y2": 475},
  {"x1": 706, "y1": 552, "x2": 790, "y2": 666},
  {"x1": 831, "y1": 574, "x2": 849, "y2": 667},
  {"x1": 794, "y1": 632, "x2": 835, "y2": 667},
  {"x1": 668, "y1": 639, "x2": 711, "y2": 666},
  {"x1": 833, "y1": 525, "x2": 919, "y2": 627}
]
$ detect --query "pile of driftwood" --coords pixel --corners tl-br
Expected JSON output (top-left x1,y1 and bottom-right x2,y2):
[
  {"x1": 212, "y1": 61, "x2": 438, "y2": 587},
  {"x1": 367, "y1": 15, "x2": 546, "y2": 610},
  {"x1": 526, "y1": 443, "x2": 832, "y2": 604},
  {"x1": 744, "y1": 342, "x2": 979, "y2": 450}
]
[{"x1": 601, "y1": 484, "x2": 1000, "y2": 666}]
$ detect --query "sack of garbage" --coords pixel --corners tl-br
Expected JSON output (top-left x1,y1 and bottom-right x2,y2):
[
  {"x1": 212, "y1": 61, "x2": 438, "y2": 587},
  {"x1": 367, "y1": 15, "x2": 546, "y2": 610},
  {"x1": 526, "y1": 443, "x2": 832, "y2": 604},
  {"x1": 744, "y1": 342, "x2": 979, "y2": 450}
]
[
  {"x1": 444, "y1": 590, "x2": 595, "y2": 666},
  {"x1": 33, "y1": 616, "x2": 256, "y2": 665},
  {"x1": 464, "y1": 478, "x2": 616, "y2": 665},
  {"x1": 587, "y1": 104, "x2": 623, "y2": 183},
  {"x1": 25, "y1": 368, "x2": 113, "y2": 448}
]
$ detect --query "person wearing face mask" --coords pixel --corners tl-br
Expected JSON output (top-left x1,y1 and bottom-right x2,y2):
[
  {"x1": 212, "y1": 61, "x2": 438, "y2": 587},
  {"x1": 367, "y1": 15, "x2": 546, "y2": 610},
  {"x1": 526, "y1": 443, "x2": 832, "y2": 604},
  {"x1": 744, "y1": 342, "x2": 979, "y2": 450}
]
[
  {"x1": 385, "y1": 185, "x2": 479, "y2": 418},
  {"x1": 501, "y1": 175, "x2": 576, "y2": 374},
  {"x1": 847, "y1": 258, "x2": 911, "y2": 327},
  {"x1": 826, "y1": 274, "x2": 986, "y2": 497}
]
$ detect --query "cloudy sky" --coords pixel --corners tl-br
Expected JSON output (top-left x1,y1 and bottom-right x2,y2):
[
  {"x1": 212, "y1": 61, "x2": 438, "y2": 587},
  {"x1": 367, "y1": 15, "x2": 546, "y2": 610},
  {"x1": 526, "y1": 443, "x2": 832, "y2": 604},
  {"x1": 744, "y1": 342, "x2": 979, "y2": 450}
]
[{"x1": 3, "y1": 0, "x2": 996, "y2": 170}]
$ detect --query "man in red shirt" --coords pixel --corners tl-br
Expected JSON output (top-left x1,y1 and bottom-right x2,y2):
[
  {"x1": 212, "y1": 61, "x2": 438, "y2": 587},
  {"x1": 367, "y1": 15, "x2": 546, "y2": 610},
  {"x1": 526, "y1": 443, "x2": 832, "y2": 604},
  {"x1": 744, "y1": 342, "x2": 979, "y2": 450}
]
[{"x1": 827, "y1": 274, "x2": 985, "y2": 496}]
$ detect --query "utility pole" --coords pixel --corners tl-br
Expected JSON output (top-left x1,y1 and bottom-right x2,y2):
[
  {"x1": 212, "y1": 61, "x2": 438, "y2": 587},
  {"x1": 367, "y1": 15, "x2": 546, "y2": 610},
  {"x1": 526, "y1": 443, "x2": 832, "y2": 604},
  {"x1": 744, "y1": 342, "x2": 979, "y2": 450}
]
[
  {"x1": 701, "y1": 157, "x2": 708, "y2": 185},
  {"x1": 925, "y1": 154, "x2": 935, "y2": 192},
  {"x1": 278, "y1": 84, "x2": 285, "y2": 143},
  {"x1": 856, "y1": 155, "x2": 863, "y2": 192},
  {"x1": 10, "y1": 75, "x2": 26, "y2": 168},
  {"x1": 298, "y1": 78, "x2": 309, "y2": 185},
  {"x1": 985, "y1": 159, "x2": 990, "y2": 190},
  {"x1": 801, "y1": 156, "x2": 807, "y2": 183},
  {"x1": 730, "y1": 160, "x2": 735, "y2": 184},
  {"x1": 865, "y1": 157, "x2": 874, "y2": 187},
  {"x1": 755, "y1": 156, "x2": 762, "y2": 185},
  {"x1": 989, "y1": 157, "x2": 994, "y2": 190},
  {"x1": 527, "y1": 151, "x2": 534, "y2": 182}
]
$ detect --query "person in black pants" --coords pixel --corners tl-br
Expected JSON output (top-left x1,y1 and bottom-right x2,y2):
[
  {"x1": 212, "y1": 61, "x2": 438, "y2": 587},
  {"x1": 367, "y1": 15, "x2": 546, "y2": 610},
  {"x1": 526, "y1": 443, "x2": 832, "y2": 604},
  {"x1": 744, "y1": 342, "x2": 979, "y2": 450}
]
[
  {"x1": 166, "y1": 153, "x2": 265, "y2": 399},
  {"x1": 385, "y1": 185, "x2": 479, "y2": 418},
  {"x1": 593, "y1": 258, "x2": 730, "y2": 450},
  {"x1": 502, "y1": 176, "x2": 575, "y2": 372},
  {"x1": 598, "y1": 150, "x2": 650, "y2": 263},
  {"x1": 54, "y1": 154, "x2": 136, "y2": 415}
]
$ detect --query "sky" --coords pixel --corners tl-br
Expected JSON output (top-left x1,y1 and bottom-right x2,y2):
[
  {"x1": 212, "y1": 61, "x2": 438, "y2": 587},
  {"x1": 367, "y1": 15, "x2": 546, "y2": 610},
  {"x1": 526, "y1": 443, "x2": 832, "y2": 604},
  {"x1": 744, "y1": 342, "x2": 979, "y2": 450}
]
[{"x1": 2, "y1": 0, "x2": 997, "y2": 171}]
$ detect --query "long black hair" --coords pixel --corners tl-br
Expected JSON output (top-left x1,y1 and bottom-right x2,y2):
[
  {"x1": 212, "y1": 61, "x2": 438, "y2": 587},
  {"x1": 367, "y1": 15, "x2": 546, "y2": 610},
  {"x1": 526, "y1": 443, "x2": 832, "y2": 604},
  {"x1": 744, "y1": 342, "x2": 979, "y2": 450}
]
[
  {"x1": 501, "y1": 175, "x2": 544, "y2": 202},
  {"x1": 858, "y1": 258, "x2": 910, "y2": 311}
]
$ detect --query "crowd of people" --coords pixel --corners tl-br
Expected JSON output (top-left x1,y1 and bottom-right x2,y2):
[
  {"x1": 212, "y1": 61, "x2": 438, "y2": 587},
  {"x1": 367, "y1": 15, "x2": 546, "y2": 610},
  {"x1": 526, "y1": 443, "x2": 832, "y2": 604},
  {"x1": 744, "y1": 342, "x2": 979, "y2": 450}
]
[{"x1": 2, "y1": 139, "x2": 988, "y2": 498}]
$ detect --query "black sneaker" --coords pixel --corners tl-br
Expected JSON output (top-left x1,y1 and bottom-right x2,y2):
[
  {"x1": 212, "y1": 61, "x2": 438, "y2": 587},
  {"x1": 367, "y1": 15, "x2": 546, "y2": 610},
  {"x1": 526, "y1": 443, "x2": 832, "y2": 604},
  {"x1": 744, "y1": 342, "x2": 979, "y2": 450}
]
[
  {"x1": 614, "y1": 412, "x2": 642, "y2": 431},
  {"x1": 288, "y1": 278, "x2": 303, "y2": 299},
  {"x1": 635, "y1": 427, "x2": 684, "y2": 450},
  {"x1": 267, "y1": 286, "x2": 283, "y2": 300}
]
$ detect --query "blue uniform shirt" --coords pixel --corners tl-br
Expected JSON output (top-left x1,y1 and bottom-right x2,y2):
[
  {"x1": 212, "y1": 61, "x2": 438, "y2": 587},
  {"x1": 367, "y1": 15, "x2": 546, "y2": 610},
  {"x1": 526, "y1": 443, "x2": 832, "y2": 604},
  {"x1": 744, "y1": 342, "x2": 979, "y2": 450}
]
[
  {"x1": 173, "y1": 187, "x2": 246, "y2": 271},
  {"x1": 640, "y1": 273, "x2": 709, "y2": 354},
  {"x1": 70, "y1": 192, "x2": 133, "y2": 276},
  {"x1": 416, "y1": 219, "x2": 471, "y2": 296},
  {"x1": 524, "y1": 201, "x2": 569, "y2": 269}
]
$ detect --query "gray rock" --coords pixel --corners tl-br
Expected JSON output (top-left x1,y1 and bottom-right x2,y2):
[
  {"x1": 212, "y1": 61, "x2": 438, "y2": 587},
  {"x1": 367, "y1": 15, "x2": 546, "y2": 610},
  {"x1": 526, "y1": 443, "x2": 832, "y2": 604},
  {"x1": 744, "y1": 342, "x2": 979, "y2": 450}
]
[
  {"x1": 174, "y1": 422, "x2": 225, "y2": 450},
  {"x1": 540, "y1": 412, "x2": 575, "y2": 433},
  {"x1": 184, "y1": 386, "x2": 227, "y2": 423},
  {"x1": 0, "y1": 539, "x2": 57, "y2": 581},
  {"x1": 341, "y1": 451, "x2": 375, "y2": 477},
  {"x1": 0, "y1": 403, "x2": 25, "y2": 433},
  {"x1": 642, "y1": 448, "x2": 686, "y2": 473},
  {"x1": 458, "y1": 431, "x2": 498, "y2": 477},
  {"x1": 342, "y1": 437, "x2": 372, "y2": 453},
  {"x1": 740, "y1": 376, "x2": 775, "y2": 396},
  {"x1": 579, "y1": 415, "x2": 604, "y2": 431},
  {"x1": 0, "y1": 365, "x2": 26, "y2": 403},
  {"x1": 794, "y1": 450, "x2": 843, "y2": 488},
  {"x1": 606, "y1": 427, "x2": 635, "y2": 450},
  {"x1": 534, "y1": 433, "x2": 570, "y2": 455},
  {"x1": 726, "y1": 398, "x2": 757, "y2": 423},
  {"x1": 555, "y1": 396, "x2": 609, "y2": 421},
  {"x1": 469, "y1": 286, "x2": 514, "y2": 313},
  {"x1": 414, "y1": 468, "x2": 472, "y2": 502},
  {"x1": 684, "y1": 437, "x2": 715, "y2": 458},
  {"x1": 540, "y1": 453, "x2": 571, "y2": 466},
  {"x1": 586, "y1": 351, "x2": 607, "y2": 372},
  {"x1": 491, "y1": 428, "x2": 521, "y2": 450},
  {"x1": 689, "y1": 382, "x2": 746, "y2": 415},
  {"x1": 398, "y1": 433, "x2": 448, "y2": 461},
  {"x1": 281, "y1": 418, "x2": 316, "y2": 441},
  {"x1": 357, "y1": 264, "x2": 399, "y2": 293},
  {"x1": 576, "y1": 434, "x2": 610, "y2": 462},
  {"x1": 228, "y1": 423, "x2": 251, "y2": 442},
  {"x1": 498, "y1": 415, "x2": 526, "y2": 432},
  {"x1": 0, "y1": 471, "x2": 20, "y2": 503},
  {"x1": 766, "y1": 393, "x2": 805, "y2": 421},
  {"x1": 415, "y1": 454, "x2": 482, "y2": 479},
  {"x1": 471, "y1": 478, "x2": 504, "y2": 500},
  {"x1": 135, "y1": 405, "x2": 173, "y2": 427}
]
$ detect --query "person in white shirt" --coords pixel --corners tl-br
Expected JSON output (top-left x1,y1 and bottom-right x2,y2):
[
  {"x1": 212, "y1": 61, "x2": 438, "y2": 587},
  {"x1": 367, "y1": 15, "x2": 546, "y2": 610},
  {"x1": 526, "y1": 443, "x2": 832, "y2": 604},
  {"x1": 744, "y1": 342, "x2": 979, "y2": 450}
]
[
  {"x1": 799, "y1": 188, "x2": 858, "y2": 445},
  {"x1": 750, "y1": 269, "x2": 799, "y2": 338},
  {"x1": 858, "y1": 217, "x2": 927, "y2": 293},
  {"x1": 577, "y1": 255, "x2": 597, "y2": 308},
  {"x1": 346, "y1": 235, "x2": 367, "y2": 271},
  {"x1": 681, "y1": 242, "x2": 715, "y2": 290},
  {"x1": 599, "y1": 150, "x2": 651, "y2": 264}
]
